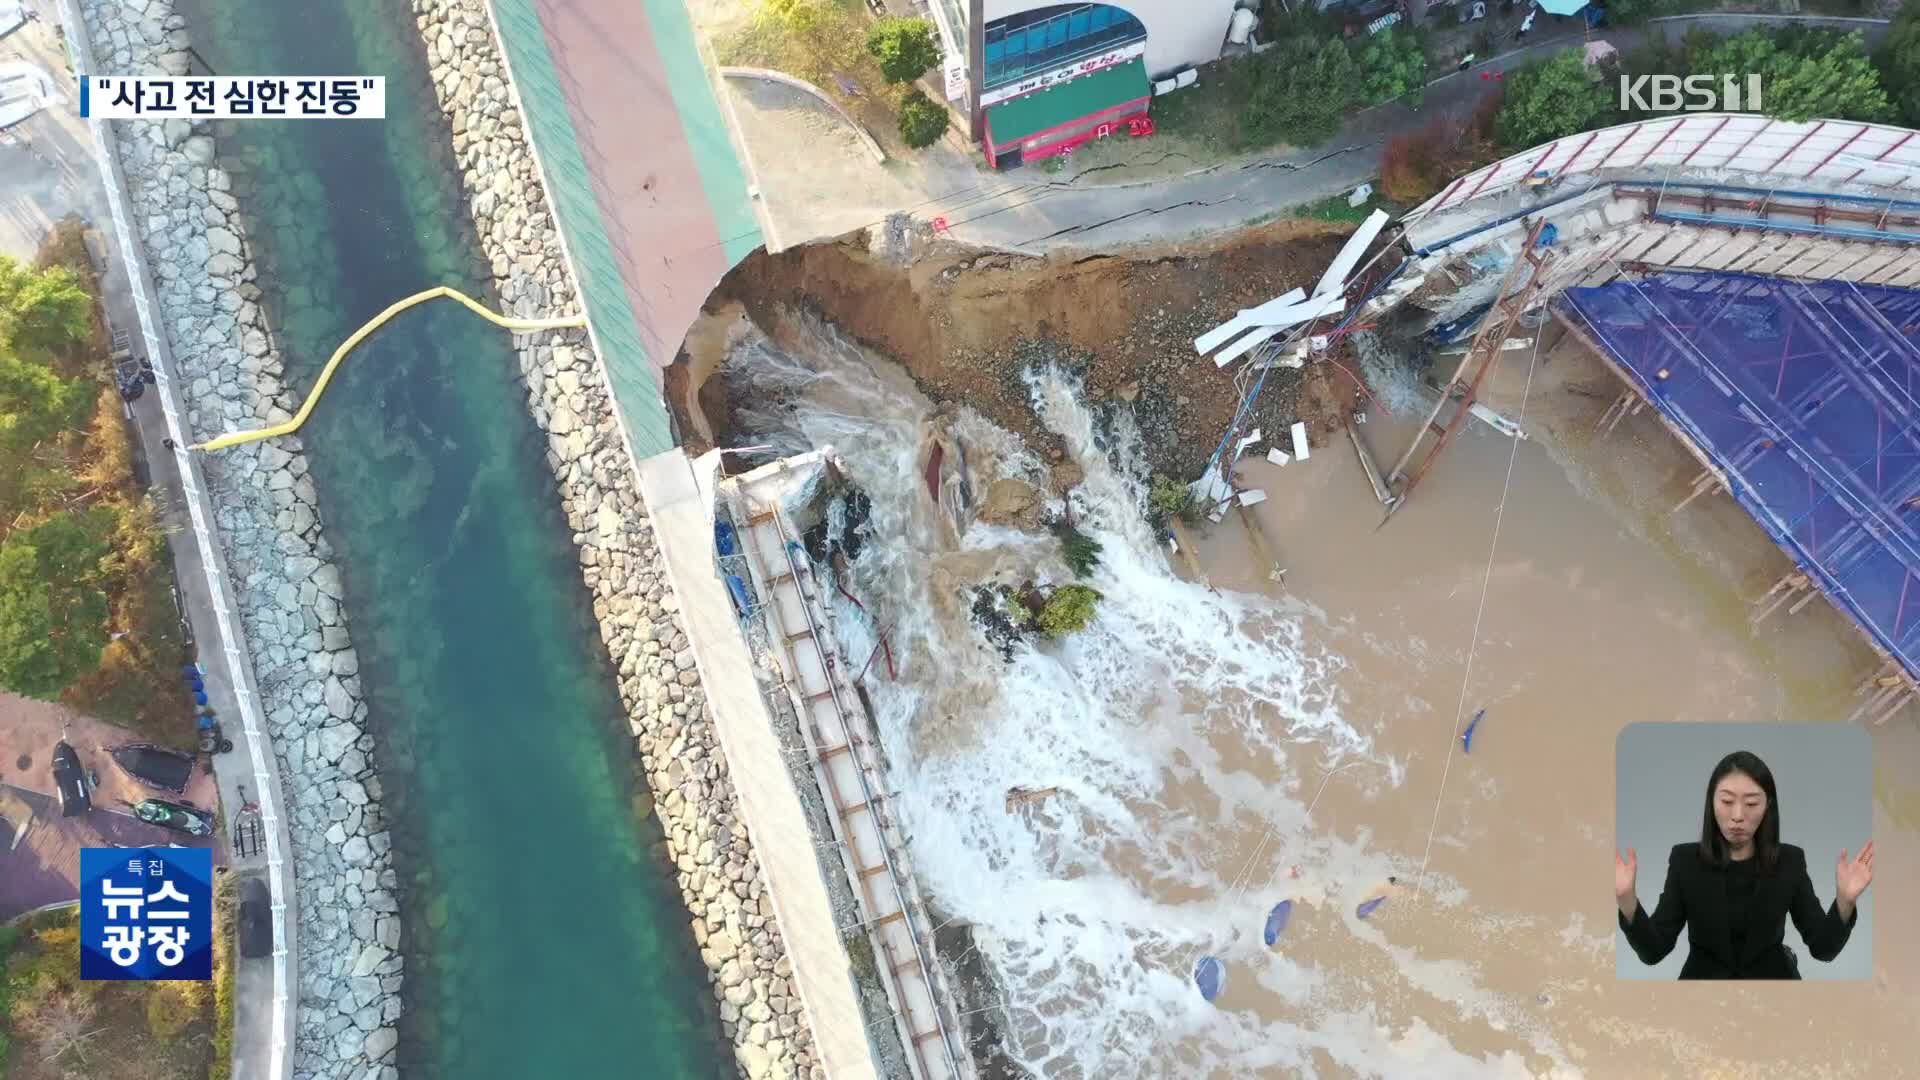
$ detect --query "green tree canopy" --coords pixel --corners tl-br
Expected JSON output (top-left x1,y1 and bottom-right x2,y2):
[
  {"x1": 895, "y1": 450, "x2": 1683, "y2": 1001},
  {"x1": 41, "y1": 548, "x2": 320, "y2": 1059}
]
[
  {"x1": 1238, "y1": 36, "x2": 1362, "y2": 148},
  {"x1": 0, "y1": 509, "x2": 116, "y2": 700},
  {"x1": 866, "y1": 16, "x2": 942, "y2": 85},
  {"x1": 1496, "y1": 49, "x2": 1613, "y2": 150},
  {"x1": 897, "y1": 88, "x2": 951, "y2": 149},
  {"x1": 0, "y1": 348, "x2": 94, "y2": 458},
  {"x1": 1352, "y1": 27, "x2": 1427, "y2": 107},
  {"x1": 1035, "y1": 584, "x2": 1102, "y2": 639},
  {"x1": 0, "y1": 257, "x2": 92, "y2": 353},
  {"x1": 1693, "y1": 29, "x2": 1891, "y2": 123},
  {"x1": 1875, "y1": 5, "x2": 1920, "y2": 127}
]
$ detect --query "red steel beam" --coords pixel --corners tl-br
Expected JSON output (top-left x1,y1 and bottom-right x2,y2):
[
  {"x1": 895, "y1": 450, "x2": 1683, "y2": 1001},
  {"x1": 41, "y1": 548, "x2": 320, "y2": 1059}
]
[
  {"x1": 1631, "y1": 117, "x2": 1687, "y2": 168},
  {"x1": 1767, "y1": 121, "x2": 1827, "y2": 173},
  {"x1": 1679, "y1": 116, "x2": 1731, "y2": 167},
  {"x1": 1844, "y1": 130, "x2": 1916, "y2": 185},
  {"x1": 1811, "y1": 124, "x2": 1870, "y2": 177}
]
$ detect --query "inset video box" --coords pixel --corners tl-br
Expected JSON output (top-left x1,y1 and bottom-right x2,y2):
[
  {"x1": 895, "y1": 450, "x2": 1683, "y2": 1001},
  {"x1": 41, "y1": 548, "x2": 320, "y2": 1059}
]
[{"x1": 80, "y1": 75, "x2": 386, "y2": 119}]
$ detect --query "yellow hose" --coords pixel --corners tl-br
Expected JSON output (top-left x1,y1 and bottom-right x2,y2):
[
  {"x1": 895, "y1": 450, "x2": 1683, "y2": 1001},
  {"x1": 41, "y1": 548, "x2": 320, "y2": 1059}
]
[{"x1": 191, "y1": 286, "x2": 587, "y2": 451}]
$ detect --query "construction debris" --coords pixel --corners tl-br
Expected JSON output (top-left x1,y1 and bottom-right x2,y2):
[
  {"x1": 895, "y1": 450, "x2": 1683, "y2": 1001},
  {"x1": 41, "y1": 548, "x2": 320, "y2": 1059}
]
[{"x1": 1290, "y1": 422, "x2": 1311, "y2": 462}]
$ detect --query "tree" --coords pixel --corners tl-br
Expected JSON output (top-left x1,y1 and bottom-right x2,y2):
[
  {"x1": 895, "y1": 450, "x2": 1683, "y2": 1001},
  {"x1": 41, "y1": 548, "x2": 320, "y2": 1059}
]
[
  {"x1": 1352, "y1": 28, "x2": 1427, "y2": 107},
  {"x1": 1496, "y1": 49, "x2": 1613, "y2": 150},
  {"x1": 1238, "y1": 36, "x2": 1362, "y2": 148},
  {"x1": 1694, "y1": 29, "x2": 1892, "y2": 123},
  {"x1": 0, "y1": 348, "x2": 94, "y2": 458},
  {"x1": 897, "y1": 88, "x2": 950, "y2": 149},
  {"x1": 1035, "y1": 584, "x2": 1102, "y2": 639},
  {"x1": 0, "y1": 509, "x2": 116, "y2": 700},
  {"x1": 866, "y1": 17, "x2": 941, "y2": 85},
  {"x1": 0, "y1": 257, "x2": 93, "y2": 353},
  {"x1": 1876, "y1": 6, "x2": 1920, "y2": 127}
]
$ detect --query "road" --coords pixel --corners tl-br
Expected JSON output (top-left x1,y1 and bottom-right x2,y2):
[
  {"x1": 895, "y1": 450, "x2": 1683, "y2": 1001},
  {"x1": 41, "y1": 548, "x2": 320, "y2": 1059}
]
[{"x1": 935, "y1": 12, "x2": 1895, "y2": 253}]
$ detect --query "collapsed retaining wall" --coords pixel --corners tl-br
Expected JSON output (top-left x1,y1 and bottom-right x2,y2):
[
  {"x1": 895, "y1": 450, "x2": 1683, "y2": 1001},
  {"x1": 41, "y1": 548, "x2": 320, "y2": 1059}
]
[
  {"x1": 77, "y1": 2, "x2": 404, "y2": 1077},
  {"x1": 407, "y1": 0, "x2": 824, "y2": 1076}
]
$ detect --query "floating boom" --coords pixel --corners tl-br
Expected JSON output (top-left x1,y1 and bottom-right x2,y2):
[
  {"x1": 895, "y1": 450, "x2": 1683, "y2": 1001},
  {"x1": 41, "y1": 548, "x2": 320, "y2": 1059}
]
[{"x1": 1311, "y1": 209, "x2": 1391, "y2": 300}]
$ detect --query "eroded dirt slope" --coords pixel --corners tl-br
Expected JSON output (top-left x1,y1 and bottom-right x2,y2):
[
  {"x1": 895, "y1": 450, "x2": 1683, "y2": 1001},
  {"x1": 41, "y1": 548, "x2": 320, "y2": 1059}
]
[{"x1": 673, "y1": 221, "x2": 1369, "y2": 479}]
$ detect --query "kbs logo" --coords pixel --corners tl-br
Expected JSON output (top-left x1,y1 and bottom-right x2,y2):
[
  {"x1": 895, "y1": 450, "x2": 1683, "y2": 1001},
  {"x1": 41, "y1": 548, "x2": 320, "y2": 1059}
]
[{"x1": 1619, "y1": 74, "x2": 1764, "y2": 113}]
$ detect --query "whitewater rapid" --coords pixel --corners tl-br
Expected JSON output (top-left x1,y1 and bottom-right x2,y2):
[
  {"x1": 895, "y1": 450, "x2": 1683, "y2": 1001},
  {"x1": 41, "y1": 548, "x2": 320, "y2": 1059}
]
[{"x1": 717, "y1": 312, "x2": 1577, "y2": 1080}]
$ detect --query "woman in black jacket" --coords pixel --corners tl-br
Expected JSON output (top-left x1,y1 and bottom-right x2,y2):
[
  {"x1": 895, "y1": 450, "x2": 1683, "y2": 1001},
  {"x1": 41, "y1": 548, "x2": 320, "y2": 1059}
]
[{"x1": 1613, "y1": 750, "x2": 1874, "y2": 979}]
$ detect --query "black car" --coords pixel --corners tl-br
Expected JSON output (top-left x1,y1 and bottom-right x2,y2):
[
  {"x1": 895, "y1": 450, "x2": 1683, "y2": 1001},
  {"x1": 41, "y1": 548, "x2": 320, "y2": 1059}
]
[
  {"x1": 238, "y1": 877, "x2": 272, "y2": 959},
  {"x1": 50, "y1": 742, "x2": 90, "y2": 817}
]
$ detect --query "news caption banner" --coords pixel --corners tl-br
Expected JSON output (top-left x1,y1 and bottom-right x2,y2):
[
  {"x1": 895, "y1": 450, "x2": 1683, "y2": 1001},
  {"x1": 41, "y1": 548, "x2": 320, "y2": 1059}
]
[
  {"x1": 80, "y1": 847, "x2": 215, "y2": 981},
  {"x1": 79, "y1": 76, "x2": 387, "y2": 119}
]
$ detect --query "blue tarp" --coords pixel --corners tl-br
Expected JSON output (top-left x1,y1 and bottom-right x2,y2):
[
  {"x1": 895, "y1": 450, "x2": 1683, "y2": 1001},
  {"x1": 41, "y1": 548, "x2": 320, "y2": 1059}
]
[
  {"x1": 1561, "y1": 272, "x2": 1920, "y2": 682},
  {"x1": 1194, "y1": 956, "x2": 1226, "y2": 1002}
]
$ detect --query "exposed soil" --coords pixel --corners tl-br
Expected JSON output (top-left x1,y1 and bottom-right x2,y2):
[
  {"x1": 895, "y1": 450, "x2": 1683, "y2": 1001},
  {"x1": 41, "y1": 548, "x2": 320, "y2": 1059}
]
[{"x1": 671, "y1": 221, "x2": 1385, "y2": 481}]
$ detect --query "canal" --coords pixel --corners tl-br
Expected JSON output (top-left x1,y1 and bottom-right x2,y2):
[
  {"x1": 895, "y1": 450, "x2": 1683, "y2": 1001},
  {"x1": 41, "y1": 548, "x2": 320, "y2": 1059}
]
[{"x1": 171, "y1": 1, "x2": 728, "y2": 1075}]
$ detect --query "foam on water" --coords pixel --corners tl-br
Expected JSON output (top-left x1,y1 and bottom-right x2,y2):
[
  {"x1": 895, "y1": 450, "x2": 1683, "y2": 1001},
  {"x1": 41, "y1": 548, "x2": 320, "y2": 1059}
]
[{"x1": 718, "y1": 312, "x2": 1579, "y2": 1079}]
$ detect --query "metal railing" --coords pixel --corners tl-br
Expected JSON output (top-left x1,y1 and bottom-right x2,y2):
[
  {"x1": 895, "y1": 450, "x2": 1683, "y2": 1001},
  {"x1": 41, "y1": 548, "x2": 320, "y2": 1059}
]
[{"x1": 54, "y1": 4, "x2": 296, "y2": 1076}]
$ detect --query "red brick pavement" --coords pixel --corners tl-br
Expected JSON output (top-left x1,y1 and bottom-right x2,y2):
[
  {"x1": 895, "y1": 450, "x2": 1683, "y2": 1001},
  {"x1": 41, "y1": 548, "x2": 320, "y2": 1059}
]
[{"x1": 533, "y1": 0, "x2": 734, "y2": 367}]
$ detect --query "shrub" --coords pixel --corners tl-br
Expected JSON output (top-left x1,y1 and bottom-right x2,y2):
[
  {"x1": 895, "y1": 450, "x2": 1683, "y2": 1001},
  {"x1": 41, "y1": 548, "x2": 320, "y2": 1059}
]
[
  {"x1": 865, "y1": 16, "x2": 941, "y2": 85},
  {"x1": 1056, "y1": 524, "x2": 1102, "y2": 578},
  {"x1": 1238, "y1": 36, "x2": 1361, "y2": 148},
  {"x1": 1379, "y1": 96, "x2": 1499, "y2": 203},
  {"x1": 0, "y1": 509, "x2": 116, "y2": 700},
  {"x1": 1147, "y1": 474, "x2": 1197, "y2": 526},
  {"x1": 1352, "y1": 27, "x2": 1427, "y2": 107},
  {"x1": 897, "y1": 88, "x2": 951, "y2": 149},
  {"x1": 0, "y1": 257, "x2": 94, "y2": 353},
  {"x1": 1036, "y1": 584, "x2": 1102, "y2": 639}
]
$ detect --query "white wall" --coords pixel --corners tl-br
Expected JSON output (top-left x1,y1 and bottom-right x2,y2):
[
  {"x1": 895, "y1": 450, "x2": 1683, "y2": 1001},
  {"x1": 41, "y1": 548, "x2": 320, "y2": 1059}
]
[{"x1": 980, "y1": 0, "x2": 1238, "y2": 80}]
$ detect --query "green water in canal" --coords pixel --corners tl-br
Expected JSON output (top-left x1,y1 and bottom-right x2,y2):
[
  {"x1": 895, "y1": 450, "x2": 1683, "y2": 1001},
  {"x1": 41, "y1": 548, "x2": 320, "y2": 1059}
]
[{"x1": 172, "y1": 2, "x2": 728, "y2": 1075}]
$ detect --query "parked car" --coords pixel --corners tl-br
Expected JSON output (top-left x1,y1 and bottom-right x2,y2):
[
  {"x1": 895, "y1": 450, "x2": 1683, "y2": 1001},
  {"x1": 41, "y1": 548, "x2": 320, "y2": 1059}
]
[
  {"x1": 50, "y1": 742, "x2": 91, "y2": 817},
  {"x1": 238, "y1": 877, "x2": 272, "y2": 959}
]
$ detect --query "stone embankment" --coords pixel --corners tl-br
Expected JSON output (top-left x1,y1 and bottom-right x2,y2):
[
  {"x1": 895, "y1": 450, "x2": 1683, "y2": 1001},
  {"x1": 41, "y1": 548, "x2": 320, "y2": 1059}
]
[
  {"x1": 80, "y1": 1, "x2": 403, "y2": 1076},
  {"x1": 409, "y1": 1, "x2": 825, "y2": 1077}
]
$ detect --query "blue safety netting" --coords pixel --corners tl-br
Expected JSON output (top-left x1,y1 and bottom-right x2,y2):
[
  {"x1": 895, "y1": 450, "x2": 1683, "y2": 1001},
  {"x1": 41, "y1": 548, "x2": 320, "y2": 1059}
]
[{"x1": 1560, "y1": 271, "x2": 1920, "y2": 681}]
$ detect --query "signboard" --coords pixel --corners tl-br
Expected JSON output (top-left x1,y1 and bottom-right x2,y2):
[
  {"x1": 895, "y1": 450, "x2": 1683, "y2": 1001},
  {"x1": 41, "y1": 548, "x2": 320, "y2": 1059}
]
[
  {"x1": 979, "y1": 40, "x2": 1147, "y2": 108},
  {"x1": 81, "y1": 847, "x2": 213, "y2": 981},
  {"x1": 944, "y1": 56, "x2": 967, "y2": 103}
]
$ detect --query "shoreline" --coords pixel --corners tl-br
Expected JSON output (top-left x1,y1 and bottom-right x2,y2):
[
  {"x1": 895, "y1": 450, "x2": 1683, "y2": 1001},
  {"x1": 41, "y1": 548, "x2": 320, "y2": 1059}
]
[
  {"x1": 76, "y1": 0, "x2": 405, "y2": 1076},
  {"x1": 410, "y1": 0, "x2": 825, "y2": 1076}
]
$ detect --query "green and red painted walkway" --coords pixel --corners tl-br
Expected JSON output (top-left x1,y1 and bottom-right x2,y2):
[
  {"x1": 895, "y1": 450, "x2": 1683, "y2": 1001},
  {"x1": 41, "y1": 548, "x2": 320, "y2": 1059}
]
[{"x1": 489, "y1": 0, "x2": 760, "y2": 457}]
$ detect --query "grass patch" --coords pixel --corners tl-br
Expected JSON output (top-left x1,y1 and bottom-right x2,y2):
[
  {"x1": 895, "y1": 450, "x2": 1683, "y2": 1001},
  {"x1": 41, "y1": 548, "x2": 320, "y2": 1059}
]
[
  {"x1": 0, "y1": 906, "x2": 217, "y2": 1080},
  {"x1": 1293, "y1": 190, "x2": 1404, "y2": 224},
  {"x1": 1143, "y1": 74, "x2": 1247, "y2": 159}
]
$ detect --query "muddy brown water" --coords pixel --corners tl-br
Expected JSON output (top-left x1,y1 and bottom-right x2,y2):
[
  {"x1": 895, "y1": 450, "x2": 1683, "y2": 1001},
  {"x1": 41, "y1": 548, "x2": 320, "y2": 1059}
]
[{"x1": 1182, "y1": 331, "x2": 1915, "y2": 1077}]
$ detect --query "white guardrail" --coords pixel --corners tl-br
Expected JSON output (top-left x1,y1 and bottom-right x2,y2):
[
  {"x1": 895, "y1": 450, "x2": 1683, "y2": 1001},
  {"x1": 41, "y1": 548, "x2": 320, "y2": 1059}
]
[{"x1": 54, "y1": 2, "x2": 297, "y2": 1076}]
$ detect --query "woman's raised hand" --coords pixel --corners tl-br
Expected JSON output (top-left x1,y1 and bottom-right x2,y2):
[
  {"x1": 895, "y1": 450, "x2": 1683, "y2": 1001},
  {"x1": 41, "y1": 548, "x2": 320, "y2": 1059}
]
[
  {"x1": 1614, "y1": 847, "x2": 1637, "y2": 906},
  {"x1": 1836, "y1": 840, "x2": 1874, "y2": 906}
]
